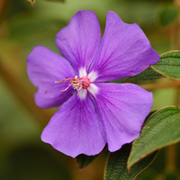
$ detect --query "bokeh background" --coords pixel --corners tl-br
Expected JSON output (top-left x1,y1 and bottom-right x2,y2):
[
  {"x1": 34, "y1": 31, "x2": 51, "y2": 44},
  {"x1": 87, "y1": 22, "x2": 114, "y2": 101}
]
[{"x1": 1, "y1": 0, "x2": 180, "y2": 179}]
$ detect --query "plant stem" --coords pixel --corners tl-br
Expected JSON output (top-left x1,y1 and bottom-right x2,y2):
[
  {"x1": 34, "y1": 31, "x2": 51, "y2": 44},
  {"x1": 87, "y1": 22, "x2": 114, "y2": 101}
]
[
  {"x1": 141, "y1": 80, "x2": 180, "y2": 91},
  {"x1": 0, "y1": 0, "x2": 7, "y2": 22},
  {"x1": 165, "y1": 0, "x2": 180, "y2": 174},
  {"x1": 165, "y1": 88, "x2": 179, "y2": 172}
]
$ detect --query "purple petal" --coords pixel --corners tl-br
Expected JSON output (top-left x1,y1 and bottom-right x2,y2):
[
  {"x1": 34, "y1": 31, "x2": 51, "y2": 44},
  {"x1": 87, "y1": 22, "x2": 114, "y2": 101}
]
[
  {"x1": 27, "y1": 46, "x2": 75, "y2": 108},
  {"x1": 90, "y1": 11, "x2": 159, "y2": 82},
  {"x1": 41, "y1": 94, "x2": 106, "y2": 158},
  {"x1": 90, "y1": 83, "x2": 152, "y2": 152},
  {"x1": 56, "y1": 10, "x2": 101, "y2": 74}
]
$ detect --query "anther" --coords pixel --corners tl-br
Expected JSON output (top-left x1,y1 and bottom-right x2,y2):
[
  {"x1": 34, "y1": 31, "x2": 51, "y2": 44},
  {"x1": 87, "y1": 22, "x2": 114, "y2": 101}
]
[{"x1": 55, "y1": 76, "x2": 91, "y2": 92}]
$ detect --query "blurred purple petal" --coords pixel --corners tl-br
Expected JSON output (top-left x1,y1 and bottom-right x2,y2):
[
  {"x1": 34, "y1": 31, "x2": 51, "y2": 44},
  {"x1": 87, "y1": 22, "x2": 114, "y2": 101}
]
[
  {"x1": 90, "y1": 83, "x2": 152, "y2": 152},
  {"x1": 41, "y1": 94, "x2": 106, "y2": 157},
  {"x1": 90, "y1": 11, "x2": 159, "y2": 82},
  {"x1": 27, "y1": 46, "x2": 75, "y2": 108}
]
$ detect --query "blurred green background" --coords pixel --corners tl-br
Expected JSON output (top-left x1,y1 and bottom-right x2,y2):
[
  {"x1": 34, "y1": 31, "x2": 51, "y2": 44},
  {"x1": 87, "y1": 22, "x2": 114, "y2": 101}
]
[{"x1": 1, "y1": 0, "x2": 180, "y2": 179}]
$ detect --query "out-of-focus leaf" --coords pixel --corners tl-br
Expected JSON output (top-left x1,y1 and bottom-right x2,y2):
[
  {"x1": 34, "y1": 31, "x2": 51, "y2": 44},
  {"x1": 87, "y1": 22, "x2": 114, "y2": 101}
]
[
  {"x1": 128, "y1": 106, "x2": 180, "y2": 169},
  {"x1": 152, "y1": 51, "x2": 180, "y2": 79},
  {"x1": 164, "y1": 173, "x2": 179, "y2": 180},
  {"x1": 126, "y1": 66, "x2": 164, "y2": 82},
  {"x1": 111, "y1": 0, "x2": 161, "y2": 30},
  {"x1": 159, "y1": 6, "x2": 179, "y2": 26},
  {"x1": 8, "y1": 15, "x2": 65, "y2": 42},
  {"x1": 104, "y1": 144, "x2": 158, "y2": 180},
  {"x1": 0, "y1": 145, "x2": 72, "y2": 180},
  {"x1": 7, "y1": 14, "x2": 66, "y2": 53},
  {"x1": 76, "y1": 154, "x2": 98, "y2": 169}
]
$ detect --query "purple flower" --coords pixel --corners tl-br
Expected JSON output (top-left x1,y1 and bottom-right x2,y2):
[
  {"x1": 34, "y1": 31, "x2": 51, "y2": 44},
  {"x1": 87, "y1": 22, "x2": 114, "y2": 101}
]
[{"x1": 27, "y1": 10, "x2": 159, "y2": 158}]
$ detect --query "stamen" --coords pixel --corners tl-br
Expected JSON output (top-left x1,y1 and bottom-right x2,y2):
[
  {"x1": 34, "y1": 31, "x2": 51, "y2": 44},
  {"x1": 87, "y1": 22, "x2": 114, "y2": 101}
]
[
  {"x1": 61, "y1": 84, "x2": 73, "y2": 92},
  {"x1": 54, "y1": 78, "x2": 72, "y2": 84},
  {"x1": 55, "y1": 75, "x2": 91, "y2": 92}
]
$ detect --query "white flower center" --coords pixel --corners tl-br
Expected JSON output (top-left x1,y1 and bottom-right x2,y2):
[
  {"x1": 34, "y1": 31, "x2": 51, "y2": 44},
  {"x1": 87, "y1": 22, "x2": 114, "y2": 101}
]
[{"x1": 55, "y1": 68, "x2": 98, "y2": 100}]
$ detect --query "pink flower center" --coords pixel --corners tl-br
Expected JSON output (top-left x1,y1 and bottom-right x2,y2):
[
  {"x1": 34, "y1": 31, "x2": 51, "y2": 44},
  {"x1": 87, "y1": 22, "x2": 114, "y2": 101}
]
[
  {"x1": 55, "y1": 76, "x2": 91, "y2": 92},
  {"x1": 78, "y1": 76, "x2": 91, "y2": 89}
]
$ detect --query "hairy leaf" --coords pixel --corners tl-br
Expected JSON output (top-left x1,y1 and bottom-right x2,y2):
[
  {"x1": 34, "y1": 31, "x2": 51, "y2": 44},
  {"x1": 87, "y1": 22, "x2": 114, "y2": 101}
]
[
  {"x1": 127, "y1": 66, "x2": 164, "y2": 82},
  {"x1": 128, "y1": 106, "x2": 180, "y2": 169},
  {"x1": 152, "y1": 51, "x2": 180, "y2": 79},
  {"x1": 105, "y1": 144, "x2": 158, "y2": 180}
]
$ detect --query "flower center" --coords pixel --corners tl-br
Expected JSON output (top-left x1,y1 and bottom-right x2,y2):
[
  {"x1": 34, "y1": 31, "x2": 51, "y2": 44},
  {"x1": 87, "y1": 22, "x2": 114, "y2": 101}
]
[{"x1": 55, "y1": 76, "x2": 91, "y2": 92}]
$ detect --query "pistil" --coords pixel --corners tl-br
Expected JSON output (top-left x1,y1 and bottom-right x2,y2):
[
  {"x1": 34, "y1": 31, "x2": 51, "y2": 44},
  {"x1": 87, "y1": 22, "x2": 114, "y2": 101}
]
[{"x1": 55, "y1": 76, "x2": 91, "y2": 92}]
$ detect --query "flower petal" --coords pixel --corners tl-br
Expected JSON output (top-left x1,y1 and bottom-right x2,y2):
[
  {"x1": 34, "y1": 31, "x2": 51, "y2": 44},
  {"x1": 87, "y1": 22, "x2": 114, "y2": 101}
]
[
  {"x1": 90, "y1": 83, "x2": 152, "y2": 152},
  {"x1": 90, "y1": 11, "x2": 159, "y2": 82},
  {"x1": 56, "y1": 10, "x2": 101, "y2": 74},
  {"x1": 27, "y1": 46, "x2": 75, "y2": 108},
  {"x1": 41, "y1": 94, "x2": 106, "y2": 158}
]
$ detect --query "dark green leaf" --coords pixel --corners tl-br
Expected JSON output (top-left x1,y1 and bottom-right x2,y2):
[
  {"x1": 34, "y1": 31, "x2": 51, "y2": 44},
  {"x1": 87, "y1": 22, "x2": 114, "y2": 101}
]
[
  {"x1": 0, "y1": 145, "x2": 72, "y2": 180},
  {"x1": 126, "y1": 66, "x2": 164, "y2": 82},
  {"x1": 76, "y1": 154, "x2": 98, "y2": 169},
  {"x1": 159, "y1": 6, "x2": 179, "y2": 26},
  {"x1": 152, "y1": 51, "x2": 180, "y2": 79},
  {"x1": 104, "y1": 144, "x2": 158, "y2": 180},
  {"x1": 128, "y1": 106, "x2": 180, "y2": 169},
  {"x1": 164, "y1": 172, "x2": 179, "y2": 180}
]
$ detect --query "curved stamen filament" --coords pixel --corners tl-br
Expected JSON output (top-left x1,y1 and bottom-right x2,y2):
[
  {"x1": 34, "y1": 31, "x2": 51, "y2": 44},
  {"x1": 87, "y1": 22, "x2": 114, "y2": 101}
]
[
  {"x1": 55, "y1": 76, "x2": 91, "y2": 92},
  {"x1": 54, "y1": 77, "x2": 72, "y2": 84}
]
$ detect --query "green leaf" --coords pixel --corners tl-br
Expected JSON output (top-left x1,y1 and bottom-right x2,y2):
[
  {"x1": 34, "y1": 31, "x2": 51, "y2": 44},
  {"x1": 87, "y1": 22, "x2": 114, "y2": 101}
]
[
  {"x1": 44, "y1": 0, "x2": 65, "y2": 2},
  {"x1": 152, "y1": 51, "x2": 180, "y2": 79},
  {"x1": 159, "y1": 6, "x2": 179, "y2": 26},
  {"x1": 126, "y1": 66, "x2": 164, "y2": 82},
  {"x1": 104, "y1": 144, "x2": 158, "y2": 180},
  {"x1": 76, "y1": 154, "x2": 98, "y2": 169},
  {"x1": 128, "y1": 106, "x2": 180, "y2": 169},
  {"x1": 164, "y1": 172, "x2": 179, "y2": 180}
]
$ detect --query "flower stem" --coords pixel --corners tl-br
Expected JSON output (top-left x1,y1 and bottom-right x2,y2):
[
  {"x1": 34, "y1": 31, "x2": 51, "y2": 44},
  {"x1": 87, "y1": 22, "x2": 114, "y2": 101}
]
[
  {"x1": 0, "y1": 0, "x2": 7, "y2": 22},
  {"x1": 165, "y1": 0, "x2": 179, "y2": 174},
  {"x1": 165, "y1": 88, "x2": 179, "y2": 173},
  {"x1": 141, "y1": 80, "x2": 180, "y2": 91}
]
